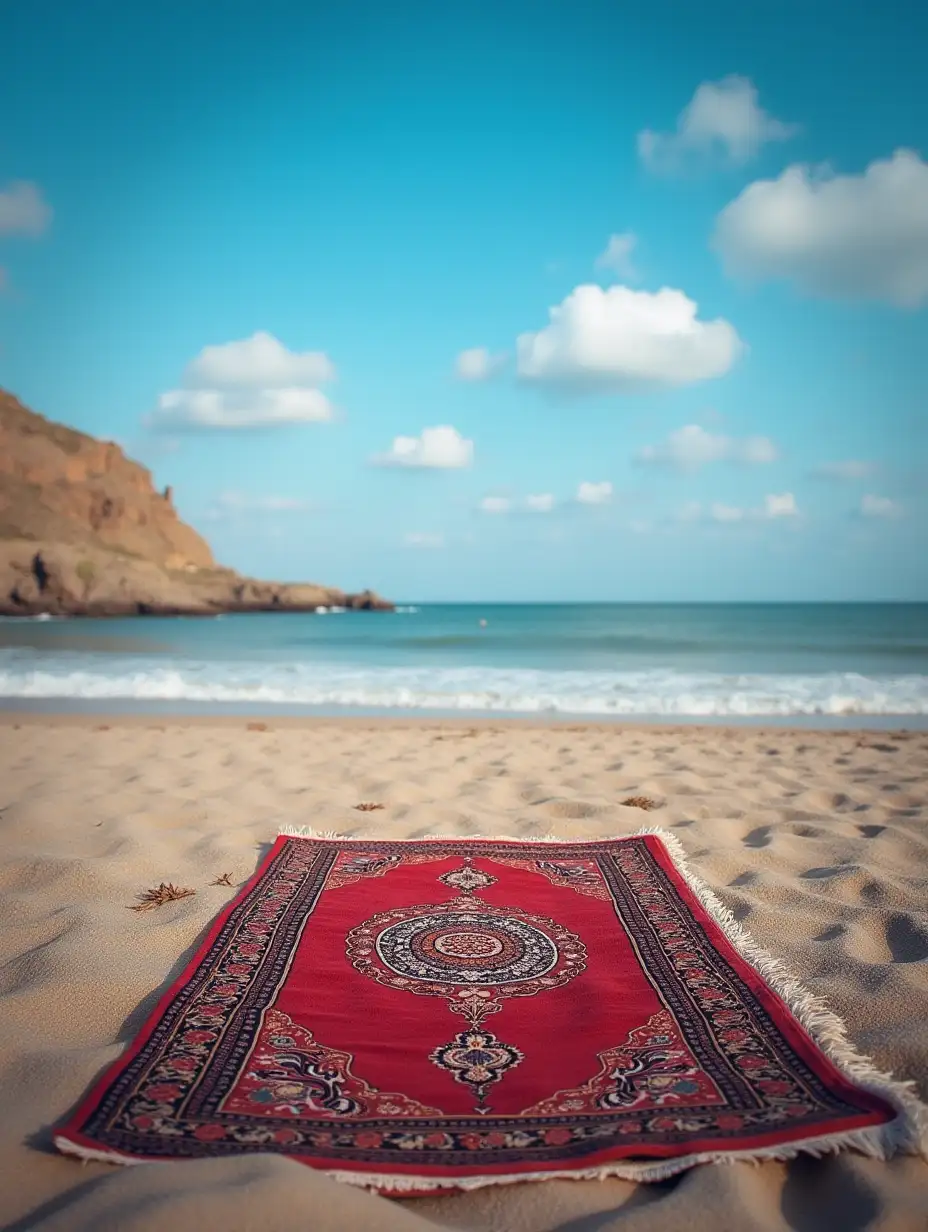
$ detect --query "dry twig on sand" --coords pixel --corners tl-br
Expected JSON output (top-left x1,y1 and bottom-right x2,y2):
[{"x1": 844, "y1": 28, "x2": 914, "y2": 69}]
[
  {"x1": 211, "y1": 872, "x2": 235, "y2": 886},
  {"x1": 129, "y1": 883, "x2": 196, "y2": 912},
  {"x1": 622, "y1": 795, "x2": 658, "y2": 811},
  {"x1": 354, "y1": 802, "x2": 386, "y2": 812}
]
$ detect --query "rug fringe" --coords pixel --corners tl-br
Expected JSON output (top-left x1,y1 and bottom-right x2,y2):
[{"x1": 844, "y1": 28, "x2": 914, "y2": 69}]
[
  {"x1": 634, "y1": 824, "x2": 928, "y2": 1161},
  {"x1": 258, "y1": 1118, "x2": 923, "y2": 1189},
  {"x1": 50, "y1": 1126, "x2": 924, "y2": 1191},
  {"x1": 278, "y1": 822, "x2": 928, "y2": 1170},
  {"x1": 53, "y1": 1137, "x2": 142, "y2": 1168}
]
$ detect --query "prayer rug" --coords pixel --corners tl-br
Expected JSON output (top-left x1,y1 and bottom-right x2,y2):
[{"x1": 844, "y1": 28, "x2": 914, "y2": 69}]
[{"x1": 55, "y1": 830, "x2": 925, "y2": 1192}]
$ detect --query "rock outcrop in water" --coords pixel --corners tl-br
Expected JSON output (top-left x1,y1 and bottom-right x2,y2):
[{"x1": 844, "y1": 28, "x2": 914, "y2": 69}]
[{"x1": 0, "y1": 389, "x2": 393, "y2": 616}]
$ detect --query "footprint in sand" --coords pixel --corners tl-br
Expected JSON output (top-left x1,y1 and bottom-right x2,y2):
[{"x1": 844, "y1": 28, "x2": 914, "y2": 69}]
[
  {"x1": 848, "y1": 913, "x2": 928, "y2": 965},
  {"x1": 788, "y1": 823, "x2": 829, "y2": 839},
  {"x1": 800, "y1": 864, "x2": 860, "y2": 880},
  {"x1": 885, "y1": 914, "x2": 928, "y2": 963},
  {"x1": 857, "y1": 824, "x2": 886, "y2": 838},
  {"x1": 860, "y1": 881, "x2": 886, "y2": 903},
  {"x1": 814, "y1": 924, "x2": 847, "y2": 942},
  {"x1": 742, "y1": 826, "x2": 772, "y2": 849}
]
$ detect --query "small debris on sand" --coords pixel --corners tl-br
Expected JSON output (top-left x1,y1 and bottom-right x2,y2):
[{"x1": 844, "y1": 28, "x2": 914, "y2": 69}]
[
  {"x1": 622, "y1": 795, "x2": 658, "y2": 811},
  {"x1": 130, "y1": 883, "x2": 197, "y2": 912}
]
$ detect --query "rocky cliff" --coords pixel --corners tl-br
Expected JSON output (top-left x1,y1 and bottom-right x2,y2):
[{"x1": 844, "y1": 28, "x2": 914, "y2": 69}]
[{"x1": 0, "y1": 390, "x2": 392, "y2": 616}]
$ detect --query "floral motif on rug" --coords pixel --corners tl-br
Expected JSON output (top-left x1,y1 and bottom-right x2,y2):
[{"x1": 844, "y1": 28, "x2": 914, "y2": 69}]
[{"x1": 55, "y1": 832, "x2": 922, "y2": 1192}]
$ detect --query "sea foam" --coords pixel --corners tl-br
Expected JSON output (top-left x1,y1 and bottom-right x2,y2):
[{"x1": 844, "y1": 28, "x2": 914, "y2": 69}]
[{"x1": 1, "y1": 655, "x2": 926, "y2": 716}]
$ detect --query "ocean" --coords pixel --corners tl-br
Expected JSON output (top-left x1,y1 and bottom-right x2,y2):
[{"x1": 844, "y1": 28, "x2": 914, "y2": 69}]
[{"x1": 1, "y1": 603, "x2": 927, "y2": 725}]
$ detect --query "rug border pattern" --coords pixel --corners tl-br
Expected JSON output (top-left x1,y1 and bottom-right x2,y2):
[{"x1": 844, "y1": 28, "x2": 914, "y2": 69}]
[{"x1": 53, "y1": 827, "x2": 927, "y2": 1191}]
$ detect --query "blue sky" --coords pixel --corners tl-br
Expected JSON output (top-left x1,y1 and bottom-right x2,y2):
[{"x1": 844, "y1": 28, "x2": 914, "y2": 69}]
[{"x1": 1, "y1": 0, "x2": 926, "y2": 601}]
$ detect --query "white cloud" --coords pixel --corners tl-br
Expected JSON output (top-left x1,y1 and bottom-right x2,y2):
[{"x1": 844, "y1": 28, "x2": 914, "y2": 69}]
[
  {"x1": 375, "y1": 425, "x2": 474, "y2": 469},
  {"x1": 455, "y1": 347, "x2": 506, "y2": 381},
  {"x1": 638, "y1": 424, "x2": 778, "y2": 471},
  {"x1": 151, "y1": 387, "x2": 333, "y2": 430},
  {"x1": 860, "y1": 493, "x2": 903, "y2": 518},
  {"x1": 710, "y1": 503, "x2": 745, "y2": 523},
  {"x1": 741, "y1": 437, "x2": 780, "y2": 465},
  {"x1": 516, "y1": 285, "x2": 741, "y2": 391},
  {"x1": 714, "y1": 149, "x2": 928, "y2": 307},
  {"x1": 594, "y1": 233, "x2": 638, "y2": 280},
  {"x1": 685, "y1": 492, "x2": 799, "y2": 523},
  {"x1": 638, "y1": 76, "x2": 798, "y2": 173},
  {"x1": 477, "y1": 493, "x2": 560, "y2": 514},
  {"x1": 479, "y1": 496, "x2": 512, "y2": 514},
  {"x1": 525, "y1": 493, "x2": 556, "y2": 513},
  {"x1": 150, "y1": 332, "x2": 336, "y2": 432},
  {"x1": 404, "y1": 532, "x2": 445, "y2": 548},
  {"x1": 576, "y1": 480, "x2": 613, "y2": 505},
  {"x1": 208, "y1": 491, "x2": 313, "y2": 518},
  {"x1": 764, "y1": 492, "x2": 798, "y2": 518},
  {"x1": 0, "y1": 180, "x2": 52, "y2": 236},
  {"x1": 185, "y1": 331, "x2": 335, "y2": 387},
  {"x1": 223, "y1": 492, "x2": 311, "y2": 512},
  {"x1": 815, "y1": 459, "x2": 876, "y2": 481}
]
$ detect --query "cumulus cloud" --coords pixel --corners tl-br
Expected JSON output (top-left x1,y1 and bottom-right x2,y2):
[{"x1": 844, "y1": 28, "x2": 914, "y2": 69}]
[
  {"x1": 764, "y1": 492, "x2": 798, "y2": 518},
  {"x1": 479, "y1": 496, "x2": 512, "y2": 514},
  {"x1": 404, "y1": 531, "x2": 445, "y2": 548},
  {"x1": 455, "y1": 347, "x2": 506, "y2": 381},
  {"x1": 637, "y1": 424, "x2": 778, "y2": 471},
  {"x1": 516, "y1": 285, "x2": 741, "y2": 391},
  {"x1": 525, "y1": 493, "x2": 556, "y2": 513},
  {"x1": 860, "y1": 493, "x2": 903, "y2": 518},
  {"x1": 576, "y1": 481, "x2": 613, "y2": 505},
  {"x1": 638, "y1": 76, "x2": 798, "y2": 173},
  {"x1": 684, "y1": 492, "x2": 799, "y2": 523},
  {"x1": 594, "y1": 233, "x2": 638, "y2": 280},
  {"x1": 152, "y1": 387, "x2": 333, "y2": 430},
  {"x1": 374, "y1": 425, "x2": 474, "y2": 469},
  {"x1": 150, "y1": 332, "x2": 336, "y2": 431},
  {"x1": 185, "y1": 331, "x2": 335, "y2": 387},
  {"x1": 814, "y1": 459, "x2": 877, "y2": 481},
  {"x1": 714, "y1": 149, "x2": 928, "y2": 307},
  {"x1": 0, "y1": 180, "x2": 52, "y2": 236}
]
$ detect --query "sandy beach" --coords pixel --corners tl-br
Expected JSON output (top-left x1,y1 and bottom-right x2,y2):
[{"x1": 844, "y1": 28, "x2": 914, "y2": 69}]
[{"x1": 0, "y1": 714, "x2": 926, "y2": 1230}]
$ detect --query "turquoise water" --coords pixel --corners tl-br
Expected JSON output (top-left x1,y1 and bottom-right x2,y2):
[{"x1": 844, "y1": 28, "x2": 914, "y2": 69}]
[{"x1": 1, "y1": 603, "x2": 927, "y2": 721}]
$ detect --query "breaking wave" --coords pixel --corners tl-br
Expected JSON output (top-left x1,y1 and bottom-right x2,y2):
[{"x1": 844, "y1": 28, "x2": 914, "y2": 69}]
[{"x1": 1, "y1": 654, "x2": 926, "y2": 716}]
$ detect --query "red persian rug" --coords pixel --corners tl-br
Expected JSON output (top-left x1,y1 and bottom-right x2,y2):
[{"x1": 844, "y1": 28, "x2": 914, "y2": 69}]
[{"x1": 55, "y1": 830, "x2": 925, "y2": 1192}]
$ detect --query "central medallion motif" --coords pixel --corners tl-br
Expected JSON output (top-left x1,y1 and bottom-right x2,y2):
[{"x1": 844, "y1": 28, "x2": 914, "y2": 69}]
[
  {"x1": 375, "y1": 910, "x2": 559, "y2": 985},
  {"x1": 345, "y1": 860, "x2": 587, "y2": 1111}
]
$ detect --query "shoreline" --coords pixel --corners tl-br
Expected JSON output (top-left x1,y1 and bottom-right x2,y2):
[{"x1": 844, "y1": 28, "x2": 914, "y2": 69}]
[{"x1": 2, "y1": 701, "x2": 927, "y2": 732}]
